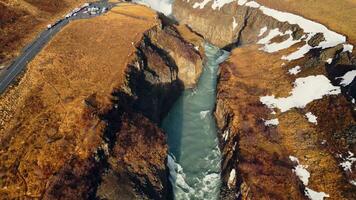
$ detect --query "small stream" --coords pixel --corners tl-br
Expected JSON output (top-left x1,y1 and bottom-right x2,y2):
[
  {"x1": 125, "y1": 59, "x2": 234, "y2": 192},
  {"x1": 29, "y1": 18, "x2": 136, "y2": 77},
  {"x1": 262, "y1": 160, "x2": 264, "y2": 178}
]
[{"x1": 163, "y1": 43, "x2": 230, "y2": 200}]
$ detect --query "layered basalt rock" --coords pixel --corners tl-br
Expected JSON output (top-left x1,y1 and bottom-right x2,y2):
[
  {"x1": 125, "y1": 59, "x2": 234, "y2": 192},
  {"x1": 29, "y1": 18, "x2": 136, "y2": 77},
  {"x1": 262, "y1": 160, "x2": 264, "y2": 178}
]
[
  {"x1": 0, "y1": 4, "x2": 204, "y2": 199},
  {"x1": 173, "y1": 0, "x2": 356, "y2": 199},
  {"x1": 173, "y1": 0, "x2": 302, "y2": 48},
  {"x1": 122, "y1": 23, "x2": 204, "y2": 122}
]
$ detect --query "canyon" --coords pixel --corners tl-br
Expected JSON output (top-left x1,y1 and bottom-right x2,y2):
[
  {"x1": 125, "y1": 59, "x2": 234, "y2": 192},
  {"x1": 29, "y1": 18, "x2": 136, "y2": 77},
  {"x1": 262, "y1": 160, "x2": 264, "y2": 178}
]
[
  {"x1": 0, "y1": 3, "x2": 204, "y2": 199},
  {"x1": 173, "y1": 0, "x2": 356, "y2": 199},
  {"x1": 0, "y1": 0, "x2": 356, "y2": 199}
]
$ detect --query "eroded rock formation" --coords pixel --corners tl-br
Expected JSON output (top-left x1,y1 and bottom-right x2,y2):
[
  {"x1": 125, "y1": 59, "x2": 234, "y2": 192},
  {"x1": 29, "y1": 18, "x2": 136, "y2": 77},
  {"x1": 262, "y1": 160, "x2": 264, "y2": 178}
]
[
  {"x1": 0, "y1": 4, "x2": 204, "y2": 199},
  {"x1": 174, "y1": 0, "x2": 356, "y2": 199}
]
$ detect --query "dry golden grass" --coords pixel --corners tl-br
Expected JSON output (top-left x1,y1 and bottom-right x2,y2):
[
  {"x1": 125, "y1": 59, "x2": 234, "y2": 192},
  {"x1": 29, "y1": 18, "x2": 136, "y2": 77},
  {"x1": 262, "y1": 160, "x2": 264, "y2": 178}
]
[
  {"x1": 218, "y1": 44, "x2": 355, "y2": 198},
  {"x1": 256, "y1": 0, "x2": 356, "y2": 45},
  {"x1": 0, "y1": 4, "x2": 159, "y2": 198},
  {"x1": 0, "y1": 0, "x2": 93, "y2": 64}
]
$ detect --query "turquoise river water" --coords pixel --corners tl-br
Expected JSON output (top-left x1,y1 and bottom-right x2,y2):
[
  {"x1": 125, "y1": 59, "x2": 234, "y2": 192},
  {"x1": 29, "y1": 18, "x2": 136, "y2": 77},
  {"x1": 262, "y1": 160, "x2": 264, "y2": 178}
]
[{"x1": 163, "y1": 43, "x2": 229, "y2": 200}]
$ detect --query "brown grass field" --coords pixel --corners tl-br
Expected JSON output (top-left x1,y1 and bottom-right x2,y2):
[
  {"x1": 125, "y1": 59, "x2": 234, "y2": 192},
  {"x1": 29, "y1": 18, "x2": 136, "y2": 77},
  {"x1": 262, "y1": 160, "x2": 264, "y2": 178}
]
[
  {"x1": 0, "y1": 4, "x2": 159, "y2": 198},
  {"x1": 0, "y1": 0, "x2": 91, "y2": 64}
]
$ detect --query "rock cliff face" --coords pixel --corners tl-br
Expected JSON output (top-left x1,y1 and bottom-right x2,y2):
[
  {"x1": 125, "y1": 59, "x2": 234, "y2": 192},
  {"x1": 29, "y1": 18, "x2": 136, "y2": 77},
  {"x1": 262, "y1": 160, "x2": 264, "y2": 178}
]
[
  {"x1": 216, "y1": 45, "x2": 356, "y2": 200},
  {"x1": 173, "y1": 0, "x2": 356, "y2": 199},
  {"x1": 173, "y1": 0, "x2": 302, "y2": 48},
  {"x1": 0, "y1": 4, "x2": 204, "y2": 199}
]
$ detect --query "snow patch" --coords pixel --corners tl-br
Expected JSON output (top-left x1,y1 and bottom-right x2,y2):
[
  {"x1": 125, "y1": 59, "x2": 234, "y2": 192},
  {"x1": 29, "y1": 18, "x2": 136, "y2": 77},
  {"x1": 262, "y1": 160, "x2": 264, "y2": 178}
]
[
  {"x1": 193, "y1": 0, "x2": 235, "y2": 10},
  {"x1": 258, "y1": 26, "x2": 268, "y2": 37},
  {"x1": 260, "y1": 75, "x2": 341, "y2": 112},
  {"x1": 339, "y1": 151, "x2": 356, "y2": 172},
  {"x1": 212, "y1": 0, "x2": 235, "y2": 9},
  {"x1": 289, "y1": 156, "x2": 310, "y2": 185},
  {"x1": 350, "y1": 180, "x2": 356, "y2": 186},
  {"x1": 305, "y1": 188, "x2": 330, "y2": 200},
  {"x1": 290, "y1": 156, "x2": 330, "y2": 200},
  {"x1": 191, "y1": 0, "x2": 353, "y2": 60},
  {"x1": 133, "y1": 0, "x2": 173, "y2": 15},
  {"x1": 257, "y1": 28, "x2": 283, "y2": 45},
  {"x1": 288, "y1": 66, "x2": 301, "y2": 75},
  {"x1": 237, "y1": 0, "x2": 248, "y2": 5},
  {"x1": 258, "y1": 5, "x2": 346, "y2": 49},
  {"x1": 326, "y1": 58, "x2": 333, "y2": 64},
  {"x1": 222, "y1": 129, "x2": 230, "y2": 141},
  {"x1": 232, "y1": 142, "x2": 237, "y2": 151},
  {"x1": 305, "y1": 112, "x2": 318, "y2": 124},
  {"x1": 264, "y1": 118, "x2": 279, "y2": 126},
  {"x1": 281, "y1": 34, "x2": 313, "y2": 61},
  {"x1": 261, "y1": 31, "x2": 301, "y2": 53},
  {"x1": 337, "y1": 70, "x2": 356, "y2": 86},
  {"x1": 232, "y1": 17, "x2": 238, "y2": 30},
  {"x1": 193, "y1": 0, "x2": 211, "y2": 9},
  {"x1": 238, "y1": 1, "x2": 352, "y2": 61},
  {"x1": 245, "y1": 1, "x2": 260, "y2": 8},
  {"x1": 227, "y1": 169, "x2": 236, "y2": 189},
  {"x1": 343, "y1": 44, "x2": 354, "y2": 53}
]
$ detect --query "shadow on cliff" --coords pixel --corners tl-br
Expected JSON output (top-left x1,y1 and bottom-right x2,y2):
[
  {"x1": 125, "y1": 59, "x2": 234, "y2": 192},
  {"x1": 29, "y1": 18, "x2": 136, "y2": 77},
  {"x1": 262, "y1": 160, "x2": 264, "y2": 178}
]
[
  {"x1": 131, "y1": 33, "x2": 187, "y2": 161},
  {"x1": 323, "y1": 48, "x2": 356, "y2": 104}
]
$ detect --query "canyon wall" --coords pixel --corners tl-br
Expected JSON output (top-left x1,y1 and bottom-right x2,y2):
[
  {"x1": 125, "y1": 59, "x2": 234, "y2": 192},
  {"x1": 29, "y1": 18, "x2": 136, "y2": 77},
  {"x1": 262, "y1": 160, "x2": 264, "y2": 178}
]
[
  {"x1": 173, "y1": 0, "x2": 356, "y2": 199},
  {"x1": 0, "y1": 4, "x2": 204, "y2": 199},
  {"x1": 173, "y1": 0, "x2": 302, "y2": 49}
]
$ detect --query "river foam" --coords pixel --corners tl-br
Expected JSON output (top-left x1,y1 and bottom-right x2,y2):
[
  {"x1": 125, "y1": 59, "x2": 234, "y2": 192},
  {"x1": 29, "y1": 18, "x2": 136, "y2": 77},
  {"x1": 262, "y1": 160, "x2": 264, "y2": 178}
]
[{"x1": 164, "y1": 43, "x2": 229, "y2": 199}]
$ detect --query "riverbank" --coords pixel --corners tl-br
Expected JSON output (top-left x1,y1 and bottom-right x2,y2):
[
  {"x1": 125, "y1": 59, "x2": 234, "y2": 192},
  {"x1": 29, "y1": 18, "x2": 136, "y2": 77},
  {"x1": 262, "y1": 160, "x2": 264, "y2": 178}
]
[{"x1": 0, "y1": 4, "x2": 205, "y2": 199}]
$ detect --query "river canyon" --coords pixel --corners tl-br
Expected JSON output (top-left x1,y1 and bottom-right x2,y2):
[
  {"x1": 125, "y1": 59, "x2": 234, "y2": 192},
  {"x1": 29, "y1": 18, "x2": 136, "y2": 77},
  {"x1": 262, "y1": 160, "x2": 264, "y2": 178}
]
[{"x1": 0, "y1": 0, "x2": 355, "y2": 200}]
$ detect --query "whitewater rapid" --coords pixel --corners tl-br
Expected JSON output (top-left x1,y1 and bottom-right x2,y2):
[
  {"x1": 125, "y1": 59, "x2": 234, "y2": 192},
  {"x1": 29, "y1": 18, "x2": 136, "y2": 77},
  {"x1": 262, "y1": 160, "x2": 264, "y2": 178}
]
[{"x1": 163, "y1": 43, "x2": 229, "y2": 200}]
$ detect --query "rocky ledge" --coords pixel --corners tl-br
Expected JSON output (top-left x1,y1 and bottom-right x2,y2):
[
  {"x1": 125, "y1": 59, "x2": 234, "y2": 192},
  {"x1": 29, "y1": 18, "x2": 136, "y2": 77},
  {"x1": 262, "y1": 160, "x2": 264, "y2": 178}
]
[
  {"x1": 0, "y1": 3, "x2": 204, "y2": 199},
  {"x1": 174, "y1": 0, "x2": 356, "y2": 199}
]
